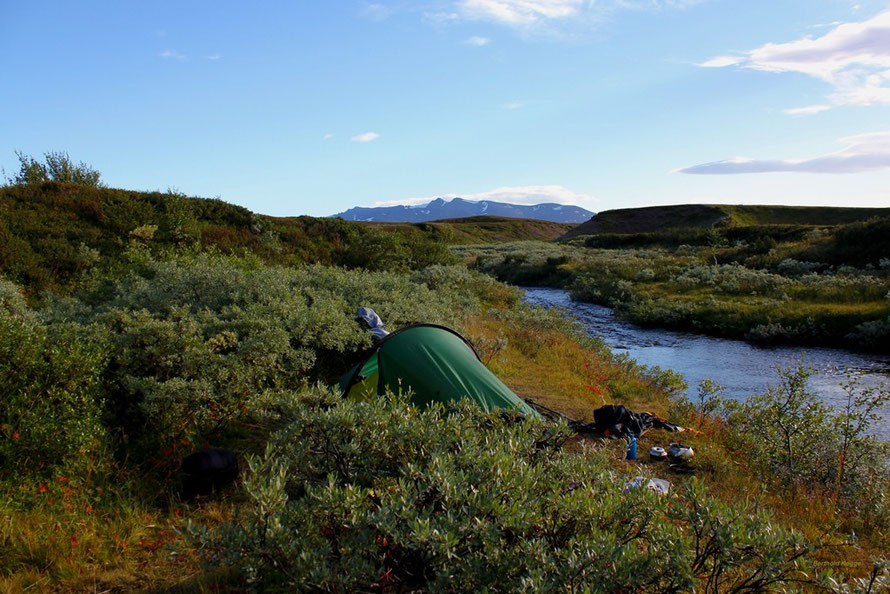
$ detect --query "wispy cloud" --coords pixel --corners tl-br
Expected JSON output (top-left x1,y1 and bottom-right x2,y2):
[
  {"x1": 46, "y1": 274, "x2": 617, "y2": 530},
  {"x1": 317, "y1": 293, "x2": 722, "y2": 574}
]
[
  {"x1": 206, "y1": 54, "x2": 222, "y2": 61},
  {"x1": 457, "y1": 0, "x2": 584, "y2": 26},
  {"x1": 675, "y1": 132, "x2": 890, "y2": 175},
  {"x1": 360, "y1": 2, "x2": 393, "y2": 21},
  {"x1": 351, "y1": 132, "x2": 381, "y2": 143},
  {"x1": 388, "y1": 1, "x2": 697, "y2": 36},
  {"x1": 323, "y1": 133, "x2": 334, "y2": 140},
  {"x1": 464, "y1": 35, "x2": 491, "y2": 46},
  {"x1": 454, "y1": 0, "x2": 700, "y2": 30},
  {"x1": 783, "y1": 104, "x2": 832, "y2": 116},
  {"x1": 699, "y1": 10, "x2": 890, "y2": 108},
  {"x1": 372, "y1": 184, "x2": 596, "y2": 207},
  {"x1": 698, "y1": 55, "x2": 744, "y2": 68},
  {"x1": 502, "y1": 100, "x2": 525, "y2": 109},
  {"x1": 158, "y1": 49, "x2": 187, "y2": 61}
]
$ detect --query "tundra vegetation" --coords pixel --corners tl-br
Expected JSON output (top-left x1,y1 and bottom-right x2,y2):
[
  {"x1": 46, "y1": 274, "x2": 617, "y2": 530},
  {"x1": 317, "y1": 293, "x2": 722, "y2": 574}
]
[
  {"x1": 459, "y1": 217, "x2": 890, "y2": 352},
  {"x1": 1, "y1": 159, "x2": 889, "y2": 590}
]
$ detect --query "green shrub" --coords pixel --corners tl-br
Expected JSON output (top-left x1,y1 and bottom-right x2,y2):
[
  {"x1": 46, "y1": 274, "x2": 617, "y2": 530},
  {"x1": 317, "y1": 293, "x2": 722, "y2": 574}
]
[
  {"x1": 4, "y1": 151, "x2": 103, "y2": 187},
  {"x1": 0, "y1": 286, "x2": 107, "y2": 476},
  {"x1": 193, "y1": 388, "x2": 820, "y2": 592},
  {"x1": 37, "y1": 255, "x2": 504, "y2": 461},
  {"x1": 725, "y1": 365, "x2": 890, "y2": 530}
]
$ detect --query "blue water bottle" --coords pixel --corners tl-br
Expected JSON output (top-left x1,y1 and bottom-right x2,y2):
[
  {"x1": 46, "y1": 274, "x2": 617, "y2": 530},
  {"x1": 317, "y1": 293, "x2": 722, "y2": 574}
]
[{"x1": 626, "y1": 434, "x2": 637, "y2": 460}]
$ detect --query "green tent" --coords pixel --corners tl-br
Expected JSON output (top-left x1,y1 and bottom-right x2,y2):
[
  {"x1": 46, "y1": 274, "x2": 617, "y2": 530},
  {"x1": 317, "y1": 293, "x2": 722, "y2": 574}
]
[{"x1": 339, "y1": 324, "x2": 539, "y2": 417}]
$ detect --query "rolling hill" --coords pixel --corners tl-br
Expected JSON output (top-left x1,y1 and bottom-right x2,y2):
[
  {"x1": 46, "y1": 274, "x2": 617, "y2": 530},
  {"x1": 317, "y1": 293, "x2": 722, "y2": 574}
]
[
  {"x1": 562, "y1": 204, "x2": 890, "y2": 239},
  {"x1": 362, "y1": 216, "x2": 575, "y2": 244},
  {"x1": 0, "y1": 182, "x2": 575, "y2": 292}
]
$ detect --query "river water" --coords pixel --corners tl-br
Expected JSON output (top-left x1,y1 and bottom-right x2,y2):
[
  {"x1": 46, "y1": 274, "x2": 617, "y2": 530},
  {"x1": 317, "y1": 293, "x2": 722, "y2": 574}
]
[{"x1": 521, "y1": 287, "x2": 890, "y2": 439}]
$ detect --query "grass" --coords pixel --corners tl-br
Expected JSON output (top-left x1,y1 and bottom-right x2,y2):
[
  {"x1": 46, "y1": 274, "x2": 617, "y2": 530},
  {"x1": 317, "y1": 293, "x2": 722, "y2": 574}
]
[{"x1": 0, "y1": 483, "x2": 217, "y2": 591}]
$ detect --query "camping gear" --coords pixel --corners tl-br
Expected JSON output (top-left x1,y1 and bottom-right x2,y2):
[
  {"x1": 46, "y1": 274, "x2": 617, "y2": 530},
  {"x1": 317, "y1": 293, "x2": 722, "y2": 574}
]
[
  {"x1": 623, "y1": 476, "x2": 672, "y2": 496},
  {"x1": 340, "y1": 321, "x2": 540, "y2": 417},
  {"x1": 647, "y1": 478, "x2": 672, "y2": 496},
  {"x1": 591, "y1": 404, "x2": 684, "y2": 438},
  {"x1": 649, "y1": 446, "x2": 667, "y2": 461},
  {"x1": 525, "y1": 397, "x2": 581, "y2": 425},
  {"x1": 357, "y1": 307, "x2": 389, "y2": 341},
  {"x1": 669, "y1": 463, "x2": 696, "y2": 475},
  {"x1": 626, "y1": 435, "x2": 637, "y2": 460},
  {"x1": 667, "y1": 443, "x2": 694, "y2": 460},
  {"x1": 181, "y1": 448, "x2": 239, "y2": 500}
]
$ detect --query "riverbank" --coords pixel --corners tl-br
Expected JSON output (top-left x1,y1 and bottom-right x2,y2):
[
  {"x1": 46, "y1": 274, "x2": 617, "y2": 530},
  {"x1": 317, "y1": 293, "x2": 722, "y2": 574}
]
[
  {"x1": 523, "y1": 286, "x2": 890, "y2": 440},
  {"x1": 459, "y1": 231, "x2": 890, "y2": 354}
]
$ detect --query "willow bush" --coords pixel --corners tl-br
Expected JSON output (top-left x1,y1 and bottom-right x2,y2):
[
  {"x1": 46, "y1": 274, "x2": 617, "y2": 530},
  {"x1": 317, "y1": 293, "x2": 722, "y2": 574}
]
[
  {"x1": 2, "y1": 256, "x2": 517, "y2": 476},
  {"x1": 194, "y1": 388, "x2": 821, "y2": 592},
  {"x1": 0, "y1": 278, "x2": 108, "y2": 475}
]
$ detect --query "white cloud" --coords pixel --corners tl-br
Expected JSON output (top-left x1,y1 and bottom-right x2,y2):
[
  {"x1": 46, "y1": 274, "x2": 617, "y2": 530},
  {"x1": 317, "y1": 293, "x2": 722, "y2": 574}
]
[
  {"x1": 457, "y1": 0, "x2": 584, "y2": 26},
  {"x1": 464, "y1": 35, "x2": 492, "y2": 45},
  {"x1": 502, "y1": 100, "x2": 525, "y2": 109},
  {"x1": 699, "y1": 10, "x2": 890, "y2": 107},
  {"x1": 361, "y1": 3, "x2": 392, "y2": 21},
  {"x1": 783, "y1": 104, "x2": 833, "y2": 115},
  {"x1": 423, "y1": 11, "x2": 462, "y2": 25},
  {"x1": 206, "y1": 54, "x2": 222, "y2": 60},
  {"x1": 675, "y1": 132, "x2": 890, "y2": 175},
  {"x1": 323, "y1": 133, "x2": 334, "y2": 140},
  {"x1": 372, "y1": 184, "x2": 597, "y2": 207},
  {"x1": 698, "y1": 55, "x2": 744, "y2": 68},
  {"x1": 351, "y1": 132, "x2": 381, "y2": 143},
  {"x1": 453, "y1": 0, "x2": 700, "y2": 30},
  {"x1": 158, "y1": 49, "x2": 186, "y2": 61}
]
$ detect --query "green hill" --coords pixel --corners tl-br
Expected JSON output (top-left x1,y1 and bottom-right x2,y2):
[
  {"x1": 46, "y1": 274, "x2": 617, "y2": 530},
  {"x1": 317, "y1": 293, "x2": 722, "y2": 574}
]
[
  {"x1": 0, "y1": 183, "x2": 575, "y2": 292},
  {"x1": 562, "y1": 203, "x2": 890, "y2": 239},
  {"x1": 363, "y1": 215, "x2": 575, "y2": 244}
]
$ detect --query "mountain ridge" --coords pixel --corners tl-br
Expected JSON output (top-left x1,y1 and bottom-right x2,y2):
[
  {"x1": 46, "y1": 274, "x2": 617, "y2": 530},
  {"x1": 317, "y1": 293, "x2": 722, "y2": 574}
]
[{"x1": 333, "y1": 197, "x2": 594, "y2": 224}]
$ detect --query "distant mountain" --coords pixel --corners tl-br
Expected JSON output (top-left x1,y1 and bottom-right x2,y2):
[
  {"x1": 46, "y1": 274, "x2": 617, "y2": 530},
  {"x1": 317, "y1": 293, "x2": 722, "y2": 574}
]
[{"x1": 333, "y1": 197, "x2": 594, "y2": 224}]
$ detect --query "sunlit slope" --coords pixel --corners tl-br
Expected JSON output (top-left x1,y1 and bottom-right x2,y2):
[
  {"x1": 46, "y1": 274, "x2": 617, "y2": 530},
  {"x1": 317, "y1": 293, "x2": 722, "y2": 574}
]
[
  {"x1": 0, "y1": 183, "x2": 577, "y2": 292},
  {"x1": 563, "y1": 204, "x2": 890, "y2": 239},
  {"x1": 363, "y1": 216, "x2": 576, "y2": 245}
]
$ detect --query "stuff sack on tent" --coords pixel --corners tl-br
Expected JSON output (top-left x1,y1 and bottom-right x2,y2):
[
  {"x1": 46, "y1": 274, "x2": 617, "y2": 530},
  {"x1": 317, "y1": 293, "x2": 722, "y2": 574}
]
[{"x1": 339, "y1": 322, "x2": 540, "y2": 418}]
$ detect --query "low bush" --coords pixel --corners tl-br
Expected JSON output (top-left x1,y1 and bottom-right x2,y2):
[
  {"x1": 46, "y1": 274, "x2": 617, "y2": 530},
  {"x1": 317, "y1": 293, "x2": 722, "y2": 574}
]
[
  {"x1": 0, "y1": 282, "x2": 108, "y2": 476},
  {"x1": 695, "y1": 366, "x2": 890, "y2": 534},
  {"x1": 7, "y1": 255, "x2": 514, "y2": 468},
  {"x1": 4, "y1": 150, "x2": 103, "y2": 188},
  {"x1": 194, "y1": 388, "x2": 821, "y2": 592}
]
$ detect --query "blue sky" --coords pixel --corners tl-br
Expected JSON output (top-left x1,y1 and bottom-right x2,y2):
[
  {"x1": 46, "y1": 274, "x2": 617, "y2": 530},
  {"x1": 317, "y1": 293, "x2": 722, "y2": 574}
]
[{"x1": 2, "y1": 0, "x2": 889, "y2": 216}]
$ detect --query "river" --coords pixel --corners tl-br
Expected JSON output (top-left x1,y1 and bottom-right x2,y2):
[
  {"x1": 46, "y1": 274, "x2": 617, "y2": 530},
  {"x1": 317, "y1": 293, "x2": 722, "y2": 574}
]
[{"x1": 521, "y1": 286, "x2": 890, "y2": 439}]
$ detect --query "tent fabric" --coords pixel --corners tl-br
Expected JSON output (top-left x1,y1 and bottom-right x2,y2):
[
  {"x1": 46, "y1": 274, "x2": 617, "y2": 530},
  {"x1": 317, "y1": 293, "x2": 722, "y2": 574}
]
[{"x1": 340, "y1": 324, "x2": 539, "y2": 418}]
